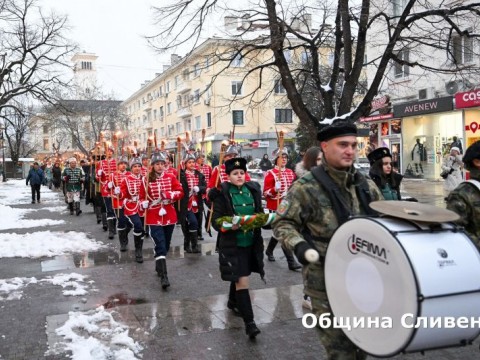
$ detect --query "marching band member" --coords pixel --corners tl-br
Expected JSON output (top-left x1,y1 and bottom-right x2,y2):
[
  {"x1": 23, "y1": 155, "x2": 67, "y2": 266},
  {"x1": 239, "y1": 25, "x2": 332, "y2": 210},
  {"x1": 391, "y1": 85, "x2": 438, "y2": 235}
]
[
  {"x1": 207, "y1": 144, "x2": 250, "y2": 193},
  {"x1": 210, "y1": 157, "x2": 264, "y2": 339},
  {"x1": 62, "y1": 158, "x2": 85, "y2": 216},
  {"x1": 140, "y1": 151, "x2": 184, "y2": 289},
  {"x1": 179, "y1": 153, "x2": 206, "y2": 253},
  {"x1": 91, "y1": 153, "x2": 108, "y2": 230},
  {"x1": 263, "y1": 149, "x2": 301, "y2": 270},
  {"x1": 163, "y1": 151, "x2": 178, "y2": 177},
  {"x1": 120, "y1": 155, "x2": 145, "y2": 262},
  {"x1": 141, "y1": 154, "x2": 150, "y2": 178},
  {"x1": 195, "y1": 153, "x2": 212, "y2": 240},
  {"x1": 109, "y1": 156, "x2": 131, "y2": 251},
  {"x1": 273, "y1": 121, "x2": 382, "y2": 360},
  {"x1": 96, "y1": 145, "x2": 117, "y2": 239}
]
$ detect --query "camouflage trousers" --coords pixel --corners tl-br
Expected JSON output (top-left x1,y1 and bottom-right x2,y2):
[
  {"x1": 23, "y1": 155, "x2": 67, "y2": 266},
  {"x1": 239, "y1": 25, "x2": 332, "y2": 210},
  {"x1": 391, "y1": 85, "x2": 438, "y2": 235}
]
[{"x1": 311, "y1": 296, "x2": 368, "y2": 360}]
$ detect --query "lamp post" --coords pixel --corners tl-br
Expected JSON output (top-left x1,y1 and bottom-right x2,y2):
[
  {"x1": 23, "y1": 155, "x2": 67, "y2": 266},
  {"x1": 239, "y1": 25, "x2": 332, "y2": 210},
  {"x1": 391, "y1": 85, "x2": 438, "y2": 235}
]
[{"x1": 0, "y1": 126, "x2": 6, "y2": 182}]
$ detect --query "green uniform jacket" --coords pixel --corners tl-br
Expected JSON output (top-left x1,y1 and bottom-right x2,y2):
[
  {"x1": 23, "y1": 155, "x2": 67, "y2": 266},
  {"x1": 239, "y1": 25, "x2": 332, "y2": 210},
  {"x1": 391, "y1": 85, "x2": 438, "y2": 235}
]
[
  {"x1": 272, "y1": 162, "x2": 383, "y2": 299},
  {"x1": 62, "y1": 167, "x2": 85, "y2": 192},
  {"x1": 446, "y1": 168, "x2": 480, "y2": 249}
]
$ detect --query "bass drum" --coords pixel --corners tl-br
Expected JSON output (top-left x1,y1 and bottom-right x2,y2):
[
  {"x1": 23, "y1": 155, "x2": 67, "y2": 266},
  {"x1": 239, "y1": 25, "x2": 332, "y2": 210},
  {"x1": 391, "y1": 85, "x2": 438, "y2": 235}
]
[{"x1": 324, "y1": 217, "x2": 480, "y2": 357}]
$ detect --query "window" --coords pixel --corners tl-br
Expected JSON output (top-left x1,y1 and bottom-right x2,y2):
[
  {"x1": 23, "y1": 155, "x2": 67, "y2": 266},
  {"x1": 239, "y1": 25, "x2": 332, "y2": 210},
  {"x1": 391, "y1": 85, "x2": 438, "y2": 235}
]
[
  {"x1": 231, "y1": 81, "x2": 242, "y2": 95},
  {"x1": 43, "y1": 138, "x2": 49, "y2": 151},
  {"x1": 176, "y1": 95, "x2": 182, "y2": 108},
  {"x1": 274, "y1": 79, "x2": 286, "y2": 94},
  {"x1": 232, "y1": 53, "x2": 243, "y2": 67},
  {"x1": 301, "y1": 51, "x2": 311, "y2": 65},
  {"x1": 168, "y1": 125, "x2": 174, "y2": 136},
  {"x1": 275, "y1": 109, "x2": 293, "y2": 123},
  {"x1": 81, "y1": 61, "x2": 92, "y2": 70},
  {"x1": 176, "y1": 122, "x2": 182, "y2": 134},
  {"x1": 283, "y1": 50, "x2": 292, "y2": 64},
  {"x1": 232, "y1": 110, "x2": 244, "y2": 125},
  {"x1": 452, "y1": 35, "x2": 473, "y2": 64},
  {"x1": 174, "y1": 75, "x2": 180, "y2": 89},
  {"x1": 159, "y1": 86, "x2": 163, "y2": 96},
  {"x1": 207, "y1": 112, "x2": 212, "y2": 128},
  {"x1": 159, "y1": 106, "x2": 164, "y2": 119},
  {"x1": 153, "y1": 109, "x2": 157, "y2": 120},
  {"x1": 167, "y1": 102, "x2": 172, "y2": 114},
  {"x1": 195, "y1": 116, "x2": 201, "y2": 130},
  {"x1": 193, "y1": 63, "x2": 200, "y2": 77},
  {"x1": 185, "y1": 119, "x2": 191, "y2": 132},
  {"x1": 161, "y1": 127, "x2": 165, "y2": 137},
  {"x1": 166, "y1": 81, "x2": 170, "y2": 93},
  {"x1": 43, "y1": 125, "x2": 48, "y2": 134},
  {"x1": 205, "y1": 57, "x2": 210, "y2": 71},
  {"x1": 392, "y1": 0, "x2": 407, "y2": 17},
  {"x1": 193, "y1": 89, "x2": 200, "y2": 103},
  {"x1": 394, "y1": 49, "x2": 410, "y2": 78}
]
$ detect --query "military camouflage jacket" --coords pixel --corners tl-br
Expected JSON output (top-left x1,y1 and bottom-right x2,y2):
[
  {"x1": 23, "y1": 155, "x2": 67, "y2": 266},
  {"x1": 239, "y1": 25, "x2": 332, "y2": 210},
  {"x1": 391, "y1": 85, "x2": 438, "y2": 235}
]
[
  {"x1": 446, "y1": 168, "x2": 480, "y2": 248},
  {"x1": 272, "y1": 162, "x2": 383, "y2": 298}
]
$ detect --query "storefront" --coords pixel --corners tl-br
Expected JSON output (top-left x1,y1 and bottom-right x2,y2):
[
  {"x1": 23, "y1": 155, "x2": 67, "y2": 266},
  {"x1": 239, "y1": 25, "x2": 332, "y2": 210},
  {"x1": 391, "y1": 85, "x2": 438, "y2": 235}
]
[
  {"x1": 454, "y1": 89, "x2": 480, "y2": 148},
  {"x1": 393, "y1": 96, "x2": 462, "y2": 180}
]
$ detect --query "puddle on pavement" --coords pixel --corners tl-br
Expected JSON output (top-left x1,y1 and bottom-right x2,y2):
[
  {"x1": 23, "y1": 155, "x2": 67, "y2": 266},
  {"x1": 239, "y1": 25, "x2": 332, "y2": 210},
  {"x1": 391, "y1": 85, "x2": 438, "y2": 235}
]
[
  {"x1": 102, "y1": 292, "x2": 148, "y2": 309},
  {"x1": 40, "y1": 243, "x2": 218, "y2": 272}
]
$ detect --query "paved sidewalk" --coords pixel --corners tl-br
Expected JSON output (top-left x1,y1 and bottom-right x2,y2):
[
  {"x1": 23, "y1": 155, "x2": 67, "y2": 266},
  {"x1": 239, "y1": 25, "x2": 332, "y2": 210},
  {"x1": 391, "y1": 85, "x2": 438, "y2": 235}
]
[{"x1": 1, "y1": 180, "x2": 478, "y2": 359}]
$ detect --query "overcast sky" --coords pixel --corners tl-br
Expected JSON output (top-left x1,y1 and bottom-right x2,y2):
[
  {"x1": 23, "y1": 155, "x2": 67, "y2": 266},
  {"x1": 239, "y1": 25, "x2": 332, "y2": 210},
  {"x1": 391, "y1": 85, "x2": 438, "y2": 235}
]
[{"x1": 41, "y1": 0, "x2": 171, "y2": 101}]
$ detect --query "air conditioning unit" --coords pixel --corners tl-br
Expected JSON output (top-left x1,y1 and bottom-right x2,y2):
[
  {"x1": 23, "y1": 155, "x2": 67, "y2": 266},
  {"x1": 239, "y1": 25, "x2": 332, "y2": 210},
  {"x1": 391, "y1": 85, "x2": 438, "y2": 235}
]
[
  {"x1": 418, "y1": 87, "x2": 435, "y2": 100},
  {"x1": 204, "y1": 97, "x2": 211, "y2": 106},
  {"x1": 445, "y1": 80, "x2": 473, "y2": 95}
]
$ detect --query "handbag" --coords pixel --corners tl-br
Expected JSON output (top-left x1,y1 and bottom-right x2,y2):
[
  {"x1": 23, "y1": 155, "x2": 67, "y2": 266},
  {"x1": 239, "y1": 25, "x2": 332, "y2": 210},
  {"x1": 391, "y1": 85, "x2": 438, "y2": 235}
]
[
  {"x1": 440, "y1": 168, "x2": 454, "y2": 179},
  {"x1": 404, "y1": 163, "x2": 415, "y2": 178}
]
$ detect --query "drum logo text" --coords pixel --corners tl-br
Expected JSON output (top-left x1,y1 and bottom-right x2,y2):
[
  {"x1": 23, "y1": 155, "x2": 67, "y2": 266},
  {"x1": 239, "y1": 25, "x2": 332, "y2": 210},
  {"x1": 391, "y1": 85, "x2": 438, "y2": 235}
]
[{"x1": 348, "y1": 234, "x2": 388, "y2": 262}]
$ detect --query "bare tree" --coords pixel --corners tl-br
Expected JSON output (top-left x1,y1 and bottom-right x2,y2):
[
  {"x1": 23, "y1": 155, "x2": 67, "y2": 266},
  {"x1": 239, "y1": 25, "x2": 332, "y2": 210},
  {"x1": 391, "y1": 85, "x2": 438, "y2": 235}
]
[
  {"x1": 40, "y1": 85, "x2": 126, "y2": 157},
  {"x1": 0, "y1": 0, "x2": 76, "y2": 114},
  {"x1": 148, "y1": 0, "x2": 480, "y2": 130}
]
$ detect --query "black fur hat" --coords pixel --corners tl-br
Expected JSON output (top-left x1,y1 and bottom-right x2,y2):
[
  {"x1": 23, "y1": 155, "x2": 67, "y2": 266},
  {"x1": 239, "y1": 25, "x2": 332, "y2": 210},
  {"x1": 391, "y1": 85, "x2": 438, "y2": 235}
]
[
  {"x1": 367, "y1": 147, "x2": 392, "y2": 165},
  {"x1": 225, "y1": 157, "x2": 247, "y2": 174},
  {"x1": 317, "y1": 120, "x2": 358, "y2": 142}
]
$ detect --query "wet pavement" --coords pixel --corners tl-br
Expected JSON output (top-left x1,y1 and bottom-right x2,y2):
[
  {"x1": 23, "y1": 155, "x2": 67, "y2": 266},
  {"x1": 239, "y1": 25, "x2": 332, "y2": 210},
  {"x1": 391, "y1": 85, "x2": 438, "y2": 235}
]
[{"x1": 1, "y1": 179, "x2": 479, "y2": 359}]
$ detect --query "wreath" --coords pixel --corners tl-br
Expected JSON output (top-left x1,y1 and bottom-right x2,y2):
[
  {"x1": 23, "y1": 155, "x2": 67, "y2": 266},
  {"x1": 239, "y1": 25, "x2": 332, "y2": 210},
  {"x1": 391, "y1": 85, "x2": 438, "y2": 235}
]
[{"x1": 216, "y1": 213, "x2": 276, "y2": 232}]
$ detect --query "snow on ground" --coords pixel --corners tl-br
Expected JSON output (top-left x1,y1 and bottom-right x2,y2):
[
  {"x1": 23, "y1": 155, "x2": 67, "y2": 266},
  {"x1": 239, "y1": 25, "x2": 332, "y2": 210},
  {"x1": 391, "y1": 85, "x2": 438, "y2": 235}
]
[
  {"x1": 0, "y1": 179, "x2": 59, "y2": 205},
  {"x1": 0, "y1": 231, "x2": 106, "y2": 258},
  {"x1": 0, "y1": 203, "x2": 64, "y2": 230},
  {"x1": 0, "y1": 273, "x2": 93, "y2": 301},
  {"x1": 49, "y1": 306, "x2": 143, "y2": 360}
]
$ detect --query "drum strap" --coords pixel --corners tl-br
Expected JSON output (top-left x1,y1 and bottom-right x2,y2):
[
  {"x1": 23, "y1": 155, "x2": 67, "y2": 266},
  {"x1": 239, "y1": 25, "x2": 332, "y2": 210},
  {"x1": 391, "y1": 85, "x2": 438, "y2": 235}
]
[
  {"x1": 311, "y1": 166, "x2": 376, "y2": 226},
  {"x1": 466, "y1": 179, "x2": 480, "y2": 192}
]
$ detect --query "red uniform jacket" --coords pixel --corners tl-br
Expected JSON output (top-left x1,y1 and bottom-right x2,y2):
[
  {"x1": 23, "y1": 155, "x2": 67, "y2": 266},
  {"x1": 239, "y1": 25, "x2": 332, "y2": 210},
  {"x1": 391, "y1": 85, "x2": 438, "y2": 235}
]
[
  {"x1": 195, "y1": 163, "x2": 212, "y2": 199},
  {"x1": 120, "y1": 173, "x2": 144, "y2": 216},
  {"x1": 109, "y1": 170, "x2": 130, "y2": 209},
  {"x1": 164, "y1": 165, "x2": 178, "y2": 178},
  {"x1": 263, "y1": 167, "x2": 296, "y2": 211},
  {"x1": 140, "y1": 172, "x2": 184, "y2": 226},
  {"x1": 141, "y1": 166, "x2": 148, "y2": 178},
  {"x1": 96, "y1": 158, "x2": 117, "y2": 197},
  {"x1": 208, "y1": 164, "x2": 251, "y2": 190}
]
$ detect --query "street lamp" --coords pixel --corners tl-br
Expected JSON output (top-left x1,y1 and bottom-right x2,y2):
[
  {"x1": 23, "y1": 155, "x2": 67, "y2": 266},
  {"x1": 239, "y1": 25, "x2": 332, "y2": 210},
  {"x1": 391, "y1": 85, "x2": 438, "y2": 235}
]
[{"x1": 0, "y1": 126, "x2": 6, "y2": 182}]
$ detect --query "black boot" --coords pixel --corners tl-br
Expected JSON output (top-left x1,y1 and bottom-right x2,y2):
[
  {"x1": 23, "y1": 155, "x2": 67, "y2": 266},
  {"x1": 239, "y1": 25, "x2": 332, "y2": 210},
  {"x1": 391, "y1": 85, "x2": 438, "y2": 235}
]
[
  {"x1": 134, "y1": 235, "x2": 144, "y2": 263},
  {"x1": 265, "y1": 237, "x2": 278, "y2": 261},
  {"x1": 227, "y1": 282, "x2": 241, "y2": 316},
  {"x1": 68, "y1": 202, "x2": 74, "y2": 215},
  {"x1": 282, "y1": 245, "x2": 302, "y2": 271},
  {"x1": 107, "y1": 219, "x2": 116, "y2": 239},
  {"x1": 101, "y1": 213, "x2": 108, "y2": 231},
  {"x1": 184, "y1": 234, "x2": 192, "y2": 253},
  {"x1": 118, "y1": 229, "x2": 128, "y2": 252},
  {"x1": 190, "y1": 232, "x2": 201, "y2": 253},
  {"x1": 236, "y1": 289, "x2": 260, "y2": 339},
  {"x1": 156, "y1": 257, "x2": 170, "y2": 290},
  {"x1": 95, "y1": 206, "x2": 102, "y2": 224},
  {"x1": 75, "y1": 201, "x2": 82, "y2": 216}
]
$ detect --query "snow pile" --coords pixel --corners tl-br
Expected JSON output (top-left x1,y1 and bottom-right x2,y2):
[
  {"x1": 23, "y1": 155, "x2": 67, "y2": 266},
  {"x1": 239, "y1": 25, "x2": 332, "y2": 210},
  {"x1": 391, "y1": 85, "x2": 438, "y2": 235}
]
[
  {"x1": 0, "y1": 277, "x2": 38, "y2": 301},
  {"x1": 0, "y1": 203, "x2": 64, "y2": 230},
  {"x1": 52, "y1": 306, "x2": 143, "y2": 359},
  {"x1": 41, "y1": 273, "x2": 93, "y2": 296},
  {"x1": 0, "y1": 231, "x2": 106, "y2": 258}
]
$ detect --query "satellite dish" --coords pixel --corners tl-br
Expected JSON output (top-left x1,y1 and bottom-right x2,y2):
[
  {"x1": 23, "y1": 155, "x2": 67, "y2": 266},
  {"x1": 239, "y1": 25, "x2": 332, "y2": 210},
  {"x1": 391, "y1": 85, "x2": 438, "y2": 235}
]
[{"x1": 445, "y1": 80, "x2": 459, "y2": 95}]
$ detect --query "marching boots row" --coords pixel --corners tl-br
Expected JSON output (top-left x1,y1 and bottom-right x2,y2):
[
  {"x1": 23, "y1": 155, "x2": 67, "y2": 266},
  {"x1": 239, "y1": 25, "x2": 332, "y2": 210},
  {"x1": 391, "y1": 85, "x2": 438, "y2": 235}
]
[
  {"x1": 101, "y1": 213, "x2": 107, "y2": 231},
  {"x1": 68, "y1": 202, "x2": 74, "y2": 215},
  {"x1": 133, "y1": 234, "x2": 144, "y2": 263},
  {"x1": 227, "y1": 282, "x2": 241, "y2": 316},
  {"x1": 235, "y1": 289, "x2": 261, "y2": 339},
  {"x1": 107, "y1": 218, "x2": 117, "y2": 239},
  {"x1": 118, "y1": 229, "x2": 128, "y2": 252},
  {"x1": 155, "y1": 256, "x2": 170, "y2": 289},
  {"x1": 74, "y1": 201, "x2": 82, "y2": 216},
  {"x1": 94, "y1": 206, "x2": 102, "y2": 224},
  {"x1": 265, "y1": 237, "x2": 301, "y2": 271},
  {"x1": 184, "y1": 232, "x2": 201, "y2": 254}
]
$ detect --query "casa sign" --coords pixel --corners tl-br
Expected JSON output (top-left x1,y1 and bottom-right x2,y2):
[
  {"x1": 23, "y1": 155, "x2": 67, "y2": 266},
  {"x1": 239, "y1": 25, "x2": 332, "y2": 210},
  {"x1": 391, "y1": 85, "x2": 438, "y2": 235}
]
[{"x1": 455, "y1": 89, "x2": 480, "y2": 109}]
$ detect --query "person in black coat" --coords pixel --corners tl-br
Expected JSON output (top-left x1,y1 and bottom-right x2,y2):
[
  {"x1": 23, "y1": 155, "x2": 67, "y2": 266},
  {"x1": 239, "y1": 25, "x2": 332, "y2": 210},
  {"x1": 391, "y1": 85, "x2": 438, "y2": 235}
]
[
  {"x1": 259, "y1": 153, "x2": 272, "y2": 172},
  {"x1": 210, "y1": 157, "x2": 264, "y2": 340},
  {"x1": 367, "y1": 147, "x2": 403, "y2": 200},
  {"x1": 52, "y1": 161, "x2": 62, "y2": 190}
]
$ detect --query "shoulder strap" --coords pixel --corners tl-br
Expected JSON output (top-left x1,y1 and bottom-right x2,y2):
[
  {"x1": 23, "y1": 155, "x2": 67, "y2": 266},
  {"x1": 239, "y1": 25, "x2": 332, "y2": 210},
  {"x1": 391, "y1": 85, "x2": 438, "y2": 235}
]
[
  {"x1": 466, "y1": 179, "x2": 480, "y2": 192},
  {"x1": 356, "y1": 174, "x2": 377, "y2": 216}
]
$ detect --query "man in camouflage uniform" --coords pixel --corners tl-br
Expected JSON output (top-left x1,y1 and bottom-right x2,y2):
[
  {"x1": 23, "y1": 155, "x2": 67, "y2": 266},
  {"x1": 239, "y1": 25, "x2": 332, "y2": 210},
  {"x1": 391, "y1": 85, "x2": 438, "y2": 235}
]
[
  {"x1": 446, "y1": 140, "x2": 480, "y2": 249},
  {"x1": 273, "y1": 120, "x2": 383, "y2": 360},
  {"x1": 62, "y1": 158, "x2": 85, "y2": 216}
]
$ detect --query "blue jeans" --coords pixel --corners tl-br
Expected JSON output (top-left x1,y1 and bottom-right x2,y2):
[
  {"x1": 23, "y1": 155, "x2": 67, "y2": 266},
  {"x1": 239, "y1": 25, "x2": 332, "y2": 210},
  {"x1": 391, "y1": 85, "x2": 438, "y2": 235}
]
[{"x1": 149, "y1": 224, "x2": 175, "y2": 257}]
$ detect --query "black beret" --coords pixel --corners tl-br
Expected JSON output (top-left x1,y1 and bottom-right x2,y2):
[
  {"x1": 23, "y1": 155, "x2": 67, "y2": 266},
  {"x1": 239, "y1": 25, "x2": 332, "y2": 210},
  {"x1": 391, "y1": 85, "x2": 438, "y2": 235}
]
[
  {"x1": 367, "y1": 147, "x2": 392, "y2": 165},
  {"x1": 317, "y1": 120, "x2": 358, "y2": 142},
  {"x1": 463, "y1": 140, "x2": 480, "y2": 170},
  {"x1": 225, "y1": 157, "x2": 247, "y2": 174}
]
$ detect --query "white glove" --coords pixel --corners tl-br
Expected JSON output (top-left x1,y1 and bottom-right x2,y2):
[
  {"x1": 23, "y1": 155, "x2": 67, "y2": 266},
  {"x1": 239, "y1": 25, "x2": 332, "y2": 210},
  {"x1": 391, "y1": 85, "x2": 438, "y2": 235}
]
[
  {"x1": 97, "y1": 169, "x2": 103, "y2": 176},
  {"x1": 275, "y1": 182, "x2": 281, "y2": 191},
  {"x1": 193, "y1": 186, "x2": 200, "y2": 193},
  {"x1": 141, "y1": 200, "x2": 149, "y2": 208},
  {"x1": 107, "y1": 181, "x2": 114, "y2": 189},
  {"x1": 114, "y1": 187, "x2": 121, "y2": 195}
]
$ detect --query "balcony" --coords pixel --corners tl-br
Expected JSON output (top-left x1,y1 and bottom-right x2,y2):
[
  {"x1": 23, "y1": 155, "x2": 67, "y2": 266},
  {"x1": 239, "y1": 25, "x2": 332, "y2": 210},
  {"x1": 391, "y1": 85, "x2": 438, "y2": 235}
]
[
  {"x1": 177, "y1": 106, "x2": 192, "y2": 118},
  {"x1": 143, "y1": 100, "x2": 152, "y2": 111},
  {"x1": 176, "y1": 80, "x2": 192, "y2": 94}
]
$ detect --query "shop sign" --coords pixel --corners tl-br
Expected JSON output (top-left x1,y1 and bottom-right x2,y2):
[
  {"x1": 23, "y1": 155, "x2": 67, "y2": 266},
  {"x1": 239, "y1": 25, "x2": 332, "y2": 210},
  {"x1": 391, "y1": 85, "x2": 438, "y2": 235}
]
[
  {"x1": 359, "y1": 113, "x2": 394, "y2": 122},
  {"x1": 250, "y1": 140, "x2": 269, "y2": 148},
  {"x1": 393, "y1": 96, "x2": 453, "y2": 117},
  {"x1": 455, "y1": 89, "x2": 480, "y2": 109},
  {"x1": 466, "y1": 122, "x2": 479, "y2": 133},
  {"x1": 370, "y1": 95, "x2": 391, "y2": 114}
]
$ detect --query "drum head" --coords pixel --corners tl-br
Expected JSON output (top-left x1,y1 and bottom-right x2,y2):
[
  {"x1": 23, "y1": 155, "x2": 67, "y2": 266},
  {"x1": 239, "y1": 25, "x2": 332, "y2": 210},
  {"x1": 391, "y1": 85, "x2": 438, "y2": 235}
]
[
  {"x1": 369, "y1": 201, "x2": 459, "y2": 222},
  {"x1": 325, "y1": 217, "x2": 418, "y2": 357}
]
